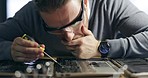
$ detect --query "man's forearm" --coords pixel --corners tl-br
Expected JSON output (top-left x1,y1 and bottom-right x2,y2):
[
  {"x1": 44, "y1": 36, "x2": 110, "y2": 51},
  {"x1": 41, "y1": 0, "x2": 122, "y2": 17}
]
[{"x1": 0, "y1": 41, "x2": 13, "y2": 60}]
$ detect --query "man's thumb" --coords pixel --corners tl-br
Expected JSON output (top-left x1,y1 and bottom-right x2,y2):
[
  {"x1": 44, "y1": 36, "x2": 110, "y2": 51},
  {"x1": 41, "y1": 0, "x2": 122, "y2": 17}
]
[{"x1": 81, "y1": 26, "x2": 92, "y2": 36}]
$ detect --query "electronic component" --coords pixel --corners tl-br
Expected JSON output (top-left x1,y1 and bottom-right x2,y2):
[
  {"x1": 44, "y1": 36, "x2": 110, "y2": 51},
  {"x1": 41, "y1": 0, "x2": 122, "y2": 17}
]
[
  {"x1": 55, "y1": 58, "x2": 119, "y2": 77},
  {"x1": 0, "y1": 59, "x2": 54, "y2": 77},
  {"x1": 111, "y1": 58, "x2": 148, "y2": 77}
]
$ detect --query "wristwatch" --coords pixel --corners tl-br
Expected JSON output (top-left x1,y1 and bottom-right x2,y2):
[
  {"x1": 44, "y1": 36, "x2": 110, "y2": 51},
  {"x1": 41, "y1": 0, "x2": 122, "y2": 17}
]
[{"x1": 98, "y1": 41, "x2": 110, "y2": 58}]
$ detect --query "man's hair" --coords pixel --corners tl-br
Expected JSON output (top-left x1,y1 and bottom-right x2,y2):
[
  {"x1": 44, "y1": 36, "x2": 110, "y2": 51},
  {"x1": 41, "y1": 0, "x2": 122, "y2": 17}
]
[{"x1": 33, "y1": 0, "x2": 69, "y2": 12}]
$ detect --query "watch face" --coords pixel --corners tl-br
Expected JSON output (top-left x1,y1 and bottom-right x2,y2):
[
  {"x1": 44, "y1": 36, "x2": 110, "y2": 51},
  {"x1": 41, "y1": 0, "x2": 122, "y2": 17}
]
[{"x1": 99, "y1": 42, "x2": 110, "y2": 54}]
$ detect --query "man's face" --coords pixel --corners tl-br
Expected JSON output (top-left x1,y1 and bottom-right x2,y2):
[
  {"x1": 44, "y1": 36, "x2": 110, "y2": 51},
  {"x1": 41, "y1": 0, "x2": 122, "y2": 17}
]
[{"x1": 40, "y1": 0, "x2": 88, "y2": 41}]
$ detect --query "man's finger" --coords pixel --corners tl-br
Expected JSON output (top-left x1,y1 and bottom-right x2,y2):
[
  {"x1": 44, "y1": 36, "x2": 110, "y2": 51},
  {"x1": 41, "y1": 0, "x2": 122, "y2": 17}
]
[{"x1": 81, "y1": 26, "x2": 93, "y2": 36}]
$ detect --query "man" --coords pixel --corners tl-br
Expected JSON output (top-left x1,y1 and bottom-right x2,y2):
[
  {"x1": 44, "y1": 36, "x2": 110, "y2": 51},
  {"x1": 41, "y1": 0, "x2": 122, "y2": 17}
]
[{"x1": 0, "y1": 0, "x2": 148, "y2": 62}]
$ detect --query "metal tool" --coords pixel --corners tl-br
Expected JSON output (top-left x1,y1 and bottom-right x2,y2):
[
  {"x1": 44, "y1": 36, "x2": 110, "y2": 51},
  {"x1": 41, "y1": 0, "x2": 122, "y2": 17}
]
[
  {"x1": 43, "y1": 52, "x2": 64, "y2": 67},
  {"x1": 22, "y1": 34, "x2": 64, "y2": 67}
]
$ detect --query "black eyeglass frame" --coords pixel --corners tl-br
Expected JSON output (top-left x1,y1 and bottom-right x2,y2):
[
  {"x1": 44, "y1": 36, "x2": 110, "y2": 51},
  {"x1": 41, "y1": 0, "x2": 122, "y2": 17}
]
[{"x1": 44, "y1": 0, "x2": 84, "y2": 32}]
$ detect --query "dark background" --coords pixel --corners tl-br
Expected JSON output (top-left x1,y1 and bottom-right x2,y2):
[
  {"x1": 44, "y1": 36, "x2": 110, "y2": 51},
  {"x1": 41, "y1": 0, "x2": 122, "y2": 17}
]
[{"x1": 0, "y1": 0, "x2": 6, "y2": 23}]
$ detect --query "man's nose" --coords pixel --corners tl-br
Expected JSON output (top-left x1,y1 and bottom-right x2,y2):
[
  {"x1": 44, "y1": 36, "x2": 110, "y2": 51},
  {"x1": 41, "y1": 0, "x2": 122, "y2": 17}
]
[{"x1": 62, "y1": 27, "x2": 74, "y2": 41}]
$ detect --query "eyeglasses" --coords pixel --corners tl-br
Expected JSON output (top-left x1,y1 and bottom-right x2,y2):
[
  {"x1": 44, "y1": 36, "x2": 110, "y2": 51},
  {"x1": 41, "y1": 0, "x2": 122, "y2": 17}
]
[{"x1": 44, "y1": 0, "x2": 84, "y2": 32}]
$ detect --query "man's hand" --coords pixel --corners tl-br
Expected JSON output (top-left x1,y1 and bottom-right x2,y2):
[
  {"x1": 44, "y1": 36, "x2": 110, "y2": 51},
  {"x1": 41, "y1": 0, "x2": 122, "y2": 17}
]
[
  {"x1": 11, "y1": 37, "x2": 44, "y2": 62},
  {"x1": 62, "y1": 26, "x2": 101, "y2": 59}
]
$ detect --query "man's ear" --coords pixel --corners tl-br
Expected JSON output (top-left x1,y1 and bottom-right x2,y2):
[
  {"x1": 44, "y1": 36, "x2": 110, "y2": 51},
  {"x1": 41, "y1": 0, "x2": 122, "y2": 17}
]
[{"x1": 84, "y1": 0, "x2": 88, "y2": 7}]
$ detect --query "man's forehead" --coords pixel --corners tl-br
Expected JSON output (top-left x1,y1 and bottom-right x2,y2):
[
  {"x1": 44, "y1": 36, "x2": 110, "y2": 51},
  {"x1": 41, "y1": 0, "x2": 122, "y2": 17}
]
[{"x1": 40, "y1": 0, "x2": 82, "y2": 28}]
